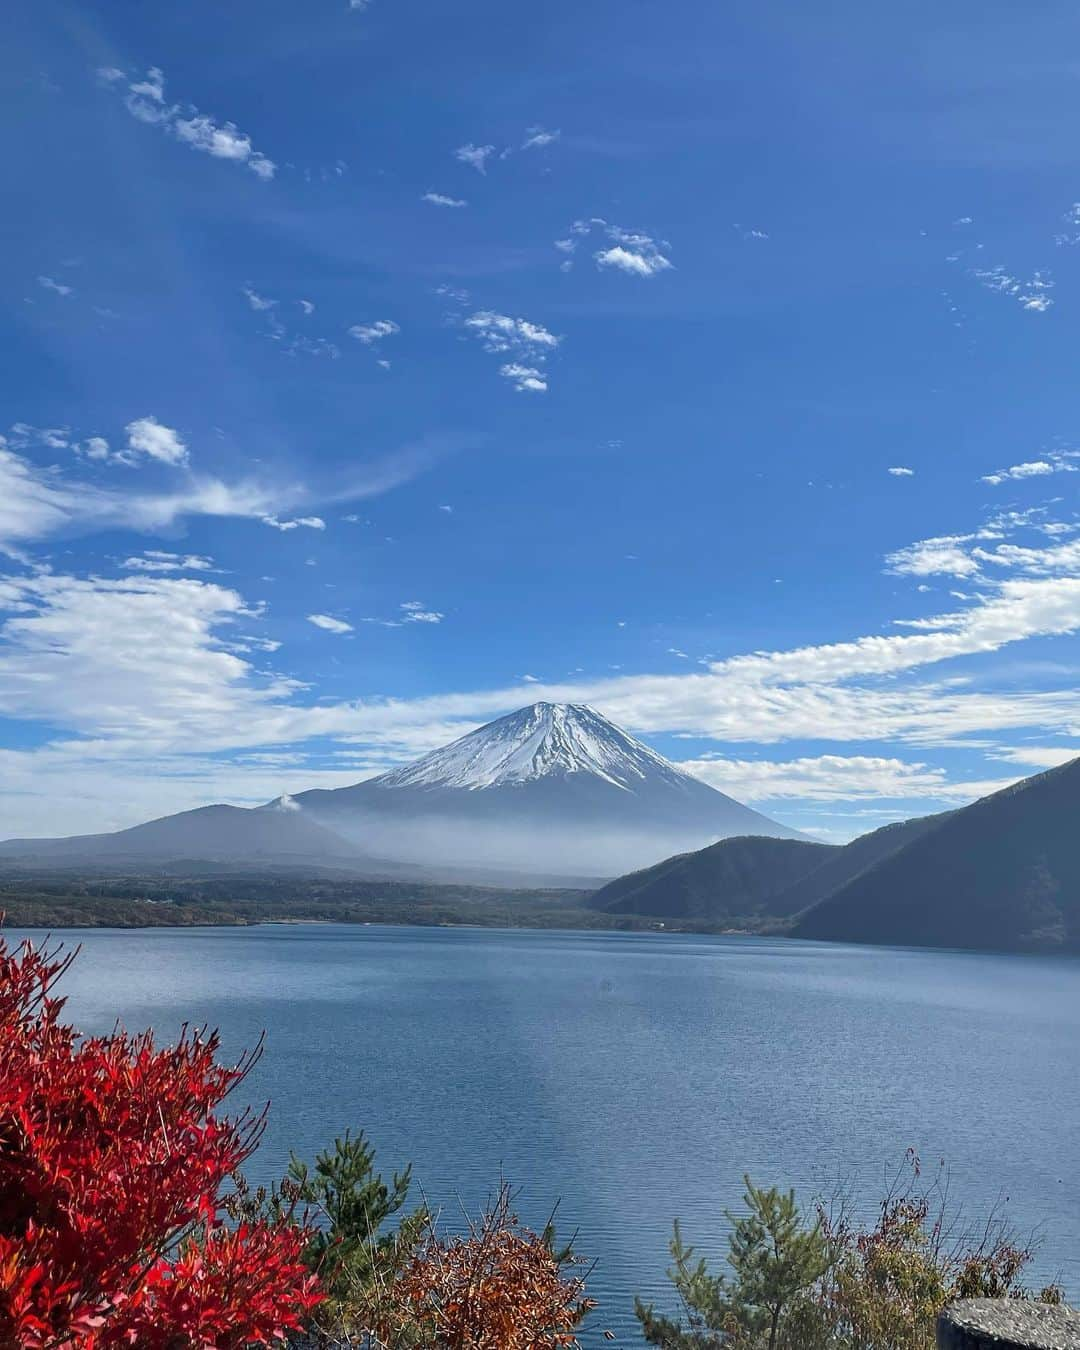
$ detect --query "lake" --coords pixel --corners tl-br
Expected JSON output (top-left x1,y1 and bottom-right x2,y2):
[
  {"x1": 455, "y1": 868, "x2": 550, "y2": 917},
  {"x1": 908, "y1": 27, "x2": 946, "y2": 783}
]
[{"x1": 11, "y1": 923, "x2": 1079, "y2": 1342}]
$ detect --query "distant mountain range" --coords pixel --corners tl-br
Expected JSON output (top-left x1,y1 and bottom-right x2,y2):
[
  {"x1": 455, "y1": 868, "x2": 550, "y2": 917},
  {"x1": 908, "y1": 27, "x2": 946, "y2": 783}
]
[
  {"x1": 7, "y1": 702, "x2": 1078, "y2": 952},
  {"x1": 0, "y1": 703, "x2": 801, "y2": 884},
  {"x1": 594, "y1": 759, "x2": 1080, "y2": 952},
  {"x1": 590, "y1": 813, "x2": 941, "y2": 924},
  {"x1": 792, "y1": 757, "x2": 1080, "y2": 951}
]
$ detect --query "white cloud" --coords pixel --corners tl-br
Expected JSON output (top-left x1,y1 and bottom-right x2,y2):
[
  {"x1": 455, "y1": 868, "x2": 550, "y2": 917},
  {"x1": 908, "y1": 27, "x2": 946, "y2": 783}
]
[
  {"x1": 886, "y1": 534, "x2": 980, "y2": 578},
  {"x1": 121, "y1": 551, "x2": 215, "y2": 573},
  {"x1": 499, "y1": 363, "x2": 547, "y2": 393},
  {"x1": 455, "y1": 143, "x2": 494, "y2": 173},
  {"x1": 103, "y1": 66, "x2": 276, "y2": 179},
  {"x1": 888, "y1": 466, "x2": 915, "y2": 477},
  {"x1": 307, "y1": 613, "x2": 353, "y2": 633},
  {"x1": 0, "y1": 426, "x2": 434, "y2": 556},
  {"x1": 261, "y1": 515, "x2": 326, "y2": 531},
  {"x1": 989, "y1": 744, "x2": 1080, "y2": 768},
  {"x1": 464, "y1": 311, "x2": 560, "y2": 390},
  {"x1": 7, "y1": 485, "x2": 1080, "y2": 833},
  {"x1": 286, "y1": 334, "x2": 340, "y2": 360},
  {"x1": 981, "y1": 450, "x2": 1078, "y2": 485},
  {"x1": 299, "y1": 299, "x2": 315, "y2": 315},
  {"x1": 349, "y1": 319, "x2": 400, "y2": 345},
  {"x1": 595, "y1": 245, "x2": 672, "y2": 277},
  {"x1": 0, "y1": 571, "x2": 295, "y2": 742},
  {"x1": 973, "y1": 538, "x2": 1080, "y2": 576},
  {"x1": 1055, "y1": 204, "x2": 1080, "y2": 246},
  {"x1": 7, "y1": 551, "x2": 1080, "y2": 835},
  {"x1": 400, "y1": 601, "x2": 443, "y2": 624},
  {"x1": 38, "y1": 276, "x2": 73, "y2": 297},
  {"x1": 971, "y1": 265, "x2": 1053, "y2": 311},
  {"x1": 243, "y1": 288, "x2": 277, "y2": 311},
  {"x1": 567, "y1": 219, "x2": 673, "y2": 278},
  {"x1": 522, "y1": 127, "x2": 559, "y2": 149},
  {"x1": 124, "y1": 416, "x2": 189, "y2": 466},
  {"x1": 10, "y1": 415, "x2": 187, "y2": 471},
  {"x1": 8, "y1": 424, "x2": 71, "y2": 451},
  {"x1": 678, "y1": 752, "x2": 1012, "y2": 804},
  {"x1": 464, "y1": 312, "x2": 559, "y2": 353},
  {"x1": 422, "y1": 191, "x2": 467, "y2": 207}
]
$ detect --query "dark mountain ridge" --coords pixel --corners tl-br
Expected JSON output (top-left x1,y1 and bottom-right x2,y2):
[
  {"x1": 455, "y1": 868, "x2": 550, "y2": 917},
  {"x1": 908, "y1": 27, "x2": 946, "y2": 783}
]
[
  {"x1": 589, "y1": 836, "x2": 833, "y2": 922},
  {"x1": 793, "y1": 757, "x2": 1080, "y2": 952},
  {"x1": 588, "y1": 813, "x2": 949, "y2": 926}
]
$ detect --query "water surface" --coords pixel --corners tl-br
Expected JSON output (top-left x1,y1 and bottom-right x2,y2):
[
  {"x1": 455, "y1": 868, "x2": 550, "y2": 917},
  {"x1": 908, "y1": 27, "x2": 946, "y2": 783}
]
[{"x1": 15, "y1": 924, "x2": 1079, "y2": 1341}]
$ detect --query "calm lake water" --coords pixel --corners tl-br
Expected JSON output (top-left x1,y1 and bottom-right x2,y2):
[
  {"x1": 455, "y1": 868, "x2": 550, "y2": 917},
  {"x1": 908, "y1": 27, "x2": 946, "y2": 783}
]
[{"x1": 13, "y1": 924, "x2": 1080, "y2": 1342}]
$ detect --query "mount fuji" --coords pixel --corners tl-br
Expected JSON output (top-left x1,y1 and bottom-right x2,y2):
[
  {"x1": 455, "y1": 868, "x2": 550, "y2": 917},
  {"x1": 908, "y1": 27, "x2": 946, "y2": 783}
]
[
  {"x1": 282, "y1": 703, "x2": 803, "y2": 879},
  {"x1": 0, "y1": 704, "x2": 802, "y2": 883}
]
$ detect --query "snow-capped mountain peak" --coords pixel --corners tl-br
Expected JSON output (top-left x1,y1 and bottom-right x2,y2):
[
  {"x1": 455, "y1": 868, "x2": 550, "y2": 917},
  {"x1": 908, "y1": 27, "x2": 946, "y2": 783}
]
[{"x1": 373, "y1": 702, "x2": 694, "y2": 793}]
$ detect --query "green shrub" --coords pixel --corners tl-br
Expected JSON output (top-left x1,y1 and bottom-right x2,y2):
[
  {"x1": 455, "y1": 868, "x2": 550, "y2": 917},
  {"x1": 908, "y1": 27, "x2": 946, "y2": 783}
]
[{"x1": 637, "y1": 1155, "x2": 1062, "y2": 1350}]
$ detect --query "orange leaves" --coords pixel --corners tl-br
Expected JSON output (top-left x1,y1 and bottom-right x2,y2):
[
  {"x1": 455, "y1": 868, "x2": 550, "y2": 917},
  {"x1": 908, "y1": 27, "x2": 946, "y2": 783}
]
[{"x1": 374, "y1": 1186, "x2": 595, "y2": 1350}]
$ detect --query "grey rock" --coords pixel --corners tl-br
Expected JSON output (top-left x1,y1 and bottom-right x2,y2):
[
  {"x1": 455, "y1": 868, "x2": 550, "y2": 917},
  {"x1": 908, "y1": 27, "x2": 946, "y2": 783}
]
[{"x1": 938, "y1": 1299, "x2": 1080, "y2": 1350}]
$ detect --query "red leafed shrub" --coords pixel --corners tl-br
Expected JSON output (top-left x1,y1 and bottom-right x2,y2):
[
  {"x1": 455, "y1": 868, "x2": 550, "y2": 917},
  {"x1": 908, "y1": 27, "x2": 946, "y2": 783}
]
[{"x1": 0, "y1": 933, "x2": 323, "y2": 1348}]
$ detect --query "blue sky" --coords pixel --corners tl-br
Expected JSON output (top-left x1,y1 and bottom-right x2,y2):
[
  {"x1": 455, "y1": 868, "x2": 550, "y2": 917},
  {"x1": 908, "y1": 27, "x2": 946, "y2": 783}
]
[{"x1": 4, "y1": 0, "x2": 1080, "y2": 841}]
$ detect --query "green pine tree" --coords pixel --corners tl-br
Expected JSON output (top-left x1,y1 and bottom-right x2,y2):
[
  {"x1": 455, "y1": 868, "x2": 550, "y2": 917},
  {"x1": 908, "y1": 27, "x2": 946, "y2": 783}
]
[
  {"x1": 636, "y1": 1176, "x2": 831, "y2": 1350},
  {"x1": 229, "y1": 1129, "x2": 427, "y2": 1338}
]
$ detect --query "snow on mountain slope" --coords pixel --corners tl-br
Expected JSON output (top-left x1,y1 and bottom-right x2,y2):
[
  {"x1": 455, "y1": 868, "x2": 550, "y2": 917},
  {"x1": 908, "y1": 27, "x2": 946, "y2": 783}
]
[
  {"x1": 0, "y1": 703, "x2": 803, "y2": 884},
  {"x1": 288, "y1": 703, "x2": 805, "y2": 878},
  {"x1": 375, "y1": 703, "x2": 697, "y2": 792}
]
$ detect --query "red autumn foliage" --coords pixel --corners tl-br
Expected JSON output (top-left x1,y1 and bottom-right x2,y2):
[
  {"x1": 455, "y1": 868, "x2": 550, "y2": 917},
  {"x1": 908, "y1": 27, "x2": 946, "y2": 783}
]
[{"x1": 0, "y1": 932, "x2": 323, "y2": 1349}]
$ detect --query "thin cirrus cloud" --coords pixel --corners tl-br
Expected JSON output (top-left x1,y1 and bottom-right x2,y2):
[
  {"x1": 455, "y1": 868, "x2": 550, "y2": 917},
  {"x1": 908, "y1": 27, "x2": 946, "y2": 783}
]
[
  {"x1": 261, "y1": 515, "x2": 326, "y2": 532},
  {"x1": 307, "y1": 613, "x2": 353, "y2": 633},
  {"x1": 399, "y1": 600, "x2": 443, "y2": 624},
  {"x1": 98, "y1": 66, "x2": 276, "y2": 180},
  {"x1": 463, "y1": 311, "x2": 560, "y2": 392},
  {"x1": 422, "y1": 191, "x2": 467, "y2": 208},
  {"x1": 361, "y1": 601, "x2": 445, "y2": 628},
  {"x1": 241, "y1": 289, "x2": 339, "y2": 358},
  {"x1": 243, "y1": 288, "x2": 277, "y2": 313},
  {"x1": 521, "y1": 126, "x2": 559, "y2": 149},
  {"x1": 121, "y1": 551, "x2": 216, "y2": 573},
  {"x1": 677, "y1": 752, "x2": 1010, "y2": 805},
  {"x1": 0, "y1": 417, "x2": 446, "y2": 557},
  {"x1": 450, "y1": 128, "x2": 557, "y2": 174},
  {"x1": 349, "y1": 319, "x2": 400, "y2": 346},
  {"x1": 38, "y1": 275, "x2": 73, "y2": 297},
  {"x1": 969, "y1": 264, "x2": 1053, "y2": 311},
  {"x1": 888, "y1": 466, "x2": 915, "y2": 477},
  {"x1": 454, "y1": 143, "x2": 495, "y2": 173}
]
